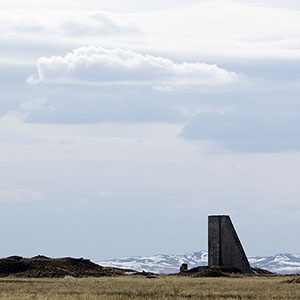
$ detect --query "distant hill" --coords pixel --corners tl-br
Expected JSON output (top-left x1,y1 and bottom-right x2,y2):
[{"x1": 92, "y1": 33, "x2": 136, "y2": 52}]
[
  {"x1": 97, "y1": 251, "x2": 300, "y2": 274},
  {"x1": 0, "y1": 255, "x2": 134, "y2": 278}
]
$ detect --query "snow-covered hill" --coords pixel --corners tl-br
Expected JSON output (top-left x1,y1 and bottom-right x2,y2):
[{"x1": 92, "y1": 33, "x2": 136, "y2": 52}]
[
  {"x1": 249, "y1": 253, "x2": 300, "y2": 274},
  {"x1": 97, "y1": 251, "x2": 300, "y2": 274}
]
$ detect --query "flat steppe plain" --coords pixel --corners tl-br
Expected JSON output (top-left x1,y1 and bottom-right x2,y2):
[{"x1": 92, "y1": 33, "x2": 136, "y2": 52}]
[{"x1": 0, "y1": 275, "x2": 299, "y2": 300}]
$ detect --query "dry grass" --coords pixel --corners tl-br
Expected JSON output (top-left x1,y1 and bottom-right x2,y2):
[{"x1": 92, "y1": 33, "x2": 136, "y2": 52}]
[{"x1": 0, "y1": 275, "x2": 299, "y2": 300}]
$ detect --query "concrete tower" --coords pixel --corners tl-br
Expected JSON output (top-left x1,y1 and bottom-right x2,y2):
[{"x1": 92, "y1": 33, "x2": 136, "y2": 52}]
[{"x1": 208, "y1": 215, "x2": 252, "y2": 274}]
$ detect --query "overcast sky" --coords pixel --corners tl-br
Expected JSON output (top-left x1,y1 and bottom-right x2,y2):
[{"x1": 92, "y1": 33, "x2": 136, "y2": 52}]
[{"x1": 1, "y1": 0, "x2": 300, "y2": 261}]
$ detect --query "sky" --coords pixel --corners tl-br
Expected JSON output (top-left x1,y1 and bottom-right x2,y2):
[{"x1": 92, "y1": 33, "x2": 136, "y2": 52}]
[{"x1": 1, "y1": 0, "x2": 300, "y2": 261}]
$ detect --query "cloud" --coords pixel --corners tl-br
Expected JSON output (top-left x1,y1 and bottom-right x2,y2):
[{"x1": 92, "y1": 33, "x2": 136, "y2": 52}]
[
  {"x1": 130, "y1": 0, "x2": 300, "y2": 60},
  {"x1": 20, "y1": 98, "x2": 51, "y2": 112},
  {"x1": 181, "y1": 108, "x2": 300, "y2": 152},
  {"x1": 22, "y1": 97, "x2": 184, "y2": 124},
  {"x1": 0, "y1": 187, "x2": 44, "y2": 203},
  {"x1": 4, "y1": 2, "x2": 300, "y2": 67},
  {"x1": 97, "y1": 191, "x2": 116, "y2": 200},
  {"x1": 3, "y1": 2, "x2": 300, "y2": 66},
  {"x1": 0, "y1": 0, "x2": 204, "y2": 11},
  {"x1": 28, "y1": 46, "x2": 240, "y2": 88},
  {"x1": 60, "y1": 12, "x2": 137, "y2": 36},
  {"x1": 16, "y1": 82, "x2": 186, "y2": 124},
  {"x1": 0, "y1": 10, "x2": 136, "y2": 36}
]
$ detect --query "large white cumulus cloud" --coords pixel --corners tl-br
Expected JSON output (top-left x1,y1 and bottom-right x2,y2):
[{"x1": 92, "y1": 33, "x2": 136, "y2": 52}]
[{"x1": 28, "y1": 46, "x2": 239, "y2": 88}]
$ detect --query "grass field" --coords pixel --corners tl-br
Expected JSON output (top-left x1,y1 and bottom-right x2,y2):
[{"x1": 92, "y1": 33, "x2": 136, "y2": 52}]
[{"x1": 0, "y1": 275, "x2": 299, "y2": 300}]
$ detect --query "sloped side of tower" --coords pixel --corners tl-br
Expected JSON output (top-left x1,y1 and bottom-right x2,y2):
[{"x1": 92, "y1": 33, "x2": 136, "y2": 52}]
[{"x1": 208, "y1": 215, "x2": 252, "y2": 274}]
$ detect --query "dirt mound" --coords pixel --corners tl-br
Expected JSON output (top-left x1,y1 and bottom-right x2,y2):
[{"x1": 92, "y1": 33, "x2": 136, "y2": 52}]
[
  {"x1": 179, "y1": 266, "x2": 242, "y2": 277},
  {"x1": 0, "y1": 255, "x2": 133, "y2": 278},
  {"x1": 179, "y1": 266, "x2": 273, "y2": 277},
  {"x1": 194, "y1": 267, "x2": 242, "y2": 278}
]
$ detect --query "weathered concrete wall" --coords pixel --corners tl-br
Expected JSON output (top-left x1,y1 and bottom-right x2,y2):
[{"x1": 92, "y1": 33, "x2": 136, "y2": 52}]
[{"x1": 208, "y1": 215, "x2": 252, "y2": 274}]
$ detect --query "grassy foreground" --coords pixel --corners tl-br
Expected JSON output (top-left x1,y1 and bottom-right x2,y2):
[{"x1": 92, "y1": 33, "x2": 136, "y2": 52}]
[{"x1": 0, "y1": 275, "x2": 299, "y2": 300}]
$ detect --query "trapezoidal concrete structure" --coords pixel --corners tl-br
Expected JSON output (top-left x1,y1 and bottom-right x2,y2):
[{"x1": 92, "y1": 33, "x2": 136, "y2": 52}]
[{"x1": 208, "y1": 215, "x2": 252, "y2": 274}]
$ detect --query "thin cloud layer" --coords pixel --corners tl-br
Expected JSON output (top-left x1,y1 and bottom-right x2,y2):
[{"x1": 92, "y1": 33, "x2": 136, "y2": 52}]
[
  {"x1": 0, "y1": 187, "x2": 44, "y2": 203},
  {"x1": 181, "y1": 109, "x2": 300, "y2": 152},
  {"x1": 60, "y1": 12, "x2": 137, "y2": 36},
  {"x1": 0, "y1": 10, "x2": 135, "y2": 37},
  {"x1": 28, "y1": 46, "x2": 239, "y2": 88},
  {"x1": 21, "y1": 97, "x2": 184, "y2": 124}
]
